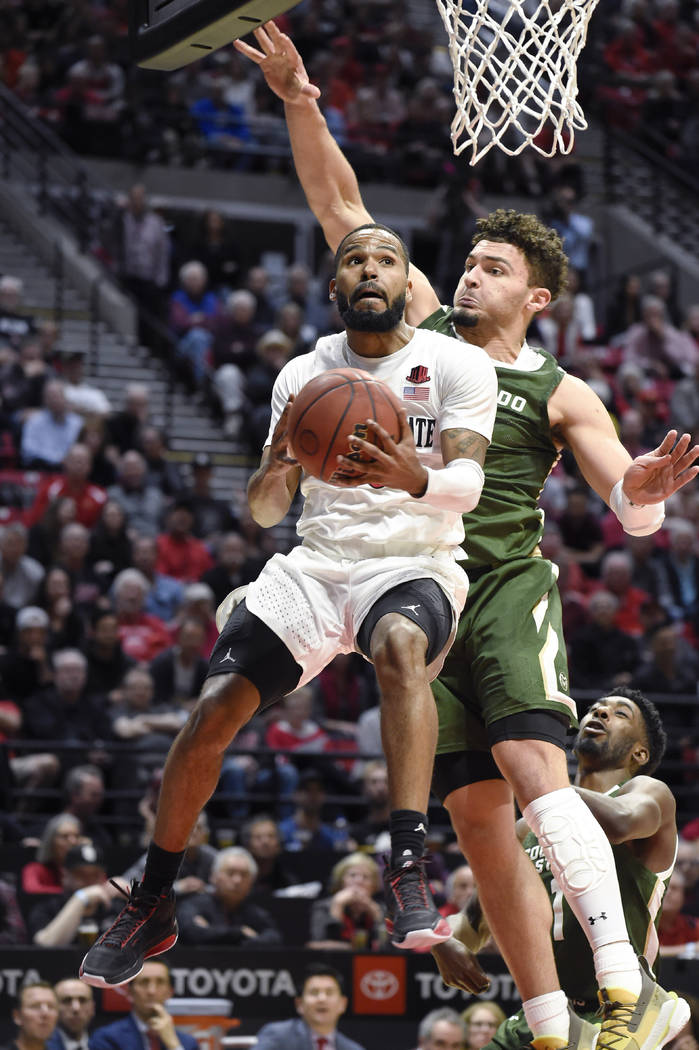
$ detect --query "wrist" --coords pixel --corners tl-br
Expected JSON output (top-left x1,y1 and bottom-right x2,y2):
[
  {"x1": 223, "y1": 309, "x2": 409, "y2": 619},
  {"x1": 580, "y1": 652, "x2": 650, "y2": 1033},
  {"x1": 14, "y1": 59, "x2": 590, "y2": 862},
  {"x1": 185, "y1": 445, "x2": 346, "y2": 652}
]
[
  {"x1": 410, "y1": 467, "x2": 429, "y2": 498},
  {"x1": 74, "y1": 889, "x2": 89, "y2": 906}
]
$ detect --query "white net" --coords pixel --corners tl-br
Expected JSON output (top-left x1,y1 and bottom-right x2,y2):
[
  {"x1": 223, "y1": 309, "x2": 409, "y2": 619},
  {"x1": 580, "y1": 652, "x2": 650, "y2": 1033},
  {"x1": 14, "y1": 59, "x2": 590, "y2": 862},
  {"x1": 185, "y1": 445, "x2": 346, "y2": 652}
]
[{"x1": 435, "y1": 0, "x2": 600, "y2": 164}]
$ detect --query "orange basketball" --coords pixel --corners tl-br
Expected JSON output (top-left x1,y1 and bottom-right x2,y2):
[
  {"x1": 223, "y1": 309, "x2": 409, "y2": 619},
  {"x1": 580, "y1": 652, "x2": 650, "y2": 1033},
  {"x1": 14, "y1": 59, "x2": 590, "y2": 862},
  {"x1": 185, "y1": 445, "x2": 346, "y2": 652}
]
[{"x1": 287, "y1": 368, "x2": 403, "y2": 483}]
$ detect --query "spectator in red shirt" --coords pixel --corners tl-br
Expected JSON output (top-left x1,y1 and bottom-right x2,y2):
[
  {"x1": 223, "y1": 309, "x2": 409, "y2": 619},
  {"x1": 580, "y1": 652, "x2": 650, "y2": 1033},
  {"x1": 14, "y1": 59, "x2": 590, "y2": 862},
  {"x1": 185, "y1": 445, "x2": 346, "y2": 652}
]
[
  {"x1": 440, "y1": 863, "x2": 476, "y2": 919},
  {"x1": 21, "y1": 812, "x2": 81, "y2": 894},
  {"x1": 265, "y1": 686, "x2": 329, "y2": 757},
  {"x1": 155, "y1": 499, "x2": 214, "y2": 583},
  {"x1": 26, "y1": 442, "x2": 107, "y2": 529},
  {"x1": 658, "y1": 869, "x2": 699, "y2": 956},
  {"x1": 594, "y1": 549, "x2": 651, "y2": 636},
  {"x1": 112, "y1": 567, "x2": 172, "y2": 662}
]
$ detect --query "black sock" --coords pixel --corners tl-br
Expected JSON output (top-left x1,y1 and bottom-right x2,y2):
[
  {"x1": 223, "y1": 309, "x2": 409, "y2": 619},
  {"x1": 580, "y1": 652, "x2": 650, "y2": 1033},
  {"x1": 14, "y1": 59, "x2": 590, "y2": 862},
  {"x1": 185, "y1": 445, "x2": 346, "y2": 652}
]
[
  {"x1": 389, "y1": 809, "x2": 428, "y2": 867},
  {"x1": 141, "y1": 843, "x2": 186, "y2": 894}
]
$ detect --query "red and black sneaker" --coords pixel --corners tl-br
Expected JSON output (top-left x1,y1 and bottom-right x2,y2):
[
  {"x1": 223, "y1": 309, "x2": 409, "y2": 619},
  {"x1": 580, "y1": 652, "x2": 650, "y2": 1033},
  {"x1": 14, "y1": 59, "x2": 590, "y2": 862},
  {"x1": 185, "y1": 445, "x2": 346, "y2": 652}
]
[
  {"x1": 384, "y1": 856, "x2": 452, "y2": 951},
  {"x1": 79, "y1": 880, "x2": 178, "y2": 988}
]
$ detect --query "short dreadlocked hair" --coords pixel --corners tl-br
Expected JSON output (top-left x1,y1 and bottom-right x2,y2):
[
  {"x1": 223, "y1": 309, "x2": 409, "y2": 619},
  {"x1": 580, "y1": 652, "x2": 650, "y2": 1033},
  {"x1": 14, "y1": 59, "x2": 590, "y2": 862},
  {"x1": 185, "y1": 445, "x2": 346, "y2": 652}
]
[
  {"x1": 472, "y1": 209, "x2": 568, "y2": 300},
  {"x1": 604, "y1": 686, "x2": 667, "y2": 776}
]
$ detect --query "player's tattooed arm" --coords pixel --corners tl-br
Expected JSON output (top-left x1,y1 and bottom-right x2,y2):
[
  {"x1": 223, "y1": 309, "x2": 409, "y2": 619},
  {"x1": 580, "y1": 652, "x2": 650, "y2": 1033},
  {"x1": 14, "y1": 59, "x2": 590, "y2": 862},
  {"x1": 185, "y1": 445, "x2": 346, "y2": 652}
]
[{"x1": 441, "y1": 427, "x2": 489, "y2": 467}]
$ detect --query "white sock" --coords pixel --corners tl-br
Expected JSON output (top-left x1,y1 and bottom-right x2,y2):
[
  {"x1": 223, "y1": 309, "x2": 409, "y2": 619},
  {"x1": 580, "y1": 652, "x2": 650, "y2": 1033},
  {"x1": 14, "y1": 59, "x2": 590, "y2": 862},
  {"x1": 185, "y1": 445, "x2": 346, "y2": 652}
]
[
  {"x1": 523, "y1": 991, "x2": 570, "y2": 1042},
  {"x1": 523, "y1": 787, "x2": 642, "y2": 998}
]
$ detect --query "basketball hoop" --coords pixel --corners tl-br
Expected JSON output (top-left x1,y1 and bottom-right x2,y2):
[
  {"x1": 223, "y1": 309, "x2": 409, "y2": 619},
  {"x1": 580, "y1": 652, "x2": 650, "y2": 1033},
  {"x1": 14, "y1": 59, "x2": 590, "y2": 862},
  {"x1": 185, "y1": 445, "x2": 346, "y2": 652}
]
[{"x1": 435, "y1": 0, "x2": 600, "y2": 164}]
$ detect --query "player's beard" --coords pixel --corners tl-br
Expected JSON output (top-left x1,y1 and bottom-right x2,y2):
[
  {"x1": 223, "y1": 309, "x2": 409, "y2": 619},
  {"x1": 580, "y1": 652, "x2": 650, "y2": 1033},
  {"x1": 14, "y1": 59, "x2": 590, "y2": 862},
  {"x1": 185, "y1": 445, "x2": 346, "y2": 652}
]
[
  {"x1": 336, "y1": 289, "x2": 406, "y2": 332},
  {"x1": 451, "y1": 307, "x2": 479, "y2": 329},
  {"x1": 574, "y1": 729, "x2": 633, "y2": 769}
]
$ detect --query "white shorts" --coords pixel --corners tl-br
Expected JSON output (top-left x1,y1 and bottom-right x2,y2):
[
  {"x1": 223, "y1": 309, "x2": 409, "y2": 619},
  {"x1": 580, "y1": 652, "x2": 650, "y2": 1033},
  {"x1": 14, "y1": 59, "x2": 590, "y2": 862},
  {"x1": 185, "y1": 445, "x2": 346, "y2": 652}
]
[{"x1": 243, "y1": 545, "x2": 469, "y2": 687}]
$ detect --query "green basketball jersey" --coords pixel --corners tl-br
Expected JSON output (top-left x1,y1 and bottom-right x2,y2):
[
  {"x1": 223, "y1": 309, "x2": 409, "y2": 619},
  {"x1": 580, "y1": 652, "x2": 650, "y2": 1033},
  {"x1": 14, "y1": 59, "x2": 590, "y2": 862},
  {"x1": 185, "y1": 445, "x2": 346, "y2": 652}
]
[
  {"x1": 420, "y1": 306, "x2": 564, "y2": 567},
  {"x1": 522, "y1": 786, "x2": 671, "y2": 1008}
]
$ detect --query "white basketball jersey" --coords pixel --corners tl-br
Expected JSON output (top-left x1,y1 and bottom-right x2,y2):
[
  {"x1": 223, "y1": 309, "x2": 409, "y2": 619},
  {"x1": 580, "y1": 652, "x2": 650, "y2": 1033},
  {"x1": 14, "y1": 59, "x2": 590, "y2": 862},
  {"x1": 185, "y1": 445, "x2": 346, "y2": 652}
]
[{"x1": 265, "y1": 327, "x2": 497, "y2": 560}]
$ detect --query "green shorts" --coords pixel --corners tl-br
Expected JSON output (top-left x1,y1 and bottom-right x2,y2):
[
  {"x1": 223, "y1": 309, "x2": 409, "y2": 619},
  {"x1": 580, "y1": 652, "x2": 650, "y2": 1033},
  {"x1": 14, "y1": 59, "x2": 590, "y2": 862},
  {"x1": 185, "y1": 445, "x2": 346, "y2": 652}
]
[
  {"x1": 487, "y1": 1005, "x2": 599, "y2": 1050},
  {"x1": 433, "y1": 556, "x2": 576, "y2": 756}
]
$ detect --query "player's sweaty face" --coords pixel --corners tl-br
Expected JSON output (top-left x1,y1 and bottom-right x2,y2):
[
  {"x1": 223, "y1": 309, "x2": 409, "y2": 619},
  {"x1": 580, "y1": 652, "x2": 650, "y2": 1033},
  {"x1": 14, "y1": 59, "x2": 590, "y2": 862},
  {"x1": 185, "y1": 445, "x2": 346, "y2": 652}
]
[
  {"x1": 453, "y1": 239, "x2": 532, "y2": 327},
  {"x1": 333, "y1": 230, "x2": 408, "y2": 314}
]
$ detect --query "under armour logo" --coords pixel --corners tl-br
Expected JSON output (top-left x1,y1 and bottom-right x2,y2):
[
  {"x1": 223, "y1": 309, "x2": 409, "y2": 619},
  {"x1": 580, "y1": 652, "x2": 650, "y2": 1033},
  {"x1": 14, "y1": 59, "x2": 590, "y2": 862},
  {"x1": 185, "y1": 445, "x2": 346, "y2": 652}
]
[
  {"x1": 401, "y1": 604, "x2": 421, "y2": 614},
  {"x1": 220, "y1": 648, "x2": 236, "y2": 663},
  {"x1": 588, "y1": 912, "x2": 607, "y2": 925},
  {"x1": 413, "y1": 823, "x2": 426, "y2": 833}
]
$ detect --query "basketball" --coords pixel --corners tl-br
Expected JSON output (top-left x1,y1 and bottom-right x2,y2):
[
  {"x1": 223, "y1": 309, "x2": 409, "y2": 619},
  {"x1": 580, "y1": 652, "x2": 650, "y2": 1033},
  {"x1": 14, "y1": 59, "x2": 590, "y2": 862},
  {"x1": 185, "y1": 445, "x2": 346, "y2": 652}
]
[{"x1": 287, "y1": 368, "x2": 403, "y2": 483}]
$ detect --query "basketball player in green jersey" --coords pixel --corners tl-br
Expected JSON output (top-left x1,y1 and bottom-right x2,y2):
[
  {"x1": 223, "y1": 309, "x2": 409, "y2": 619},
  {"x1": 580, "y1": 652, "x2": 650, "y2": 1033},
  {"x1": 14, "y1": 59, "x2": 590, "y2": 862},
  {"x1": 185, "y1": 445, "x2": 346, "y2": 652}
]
[
  {"x1": 236, "y1": 22, "x2": 698, "y2": 1050},
  {"x1": 433, "y1": 687, "x2": 682, "y2": 1050}
]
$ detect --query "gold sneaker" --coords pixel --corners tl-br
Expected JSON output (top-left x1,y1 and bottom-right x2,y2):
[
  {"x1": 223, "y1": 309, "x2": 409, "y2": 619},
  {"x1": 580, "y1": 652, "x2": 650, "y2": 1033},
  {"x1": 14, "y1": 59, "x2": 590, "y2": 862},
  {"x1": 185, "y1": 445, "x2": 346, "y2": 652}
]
[
  {"x1": 597, "y1": 959, "x2": 691, "y2": 1050},
  {"x1": 531, "y1": 1005, "x2": 600, "y2": 1050}
]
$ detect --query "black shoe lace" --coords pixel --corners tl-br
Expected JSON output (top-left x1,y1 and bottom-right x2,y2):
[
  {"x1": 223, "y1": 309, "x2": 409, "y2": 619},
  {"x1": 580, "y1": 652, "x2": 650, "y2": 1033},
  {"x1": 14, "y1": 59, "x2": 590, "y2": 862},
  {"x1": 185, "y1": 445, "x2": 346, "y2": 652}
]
[
  {"x1": 597, "y1": 1000, "x2": 635, "y2": 1050},
  {"x1": 99, "y1": 880, "x2": 161, "y2": 948}
]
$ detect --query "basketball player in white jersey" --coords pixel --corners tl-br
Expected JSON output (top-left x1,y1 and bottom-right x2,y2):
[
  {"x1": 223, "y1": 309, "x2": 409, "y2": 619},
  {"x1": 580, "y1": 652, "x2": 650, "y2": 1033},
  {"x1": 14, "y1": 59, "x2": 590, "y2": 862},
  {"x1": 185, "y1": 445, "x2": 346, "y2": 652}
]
[{"x1": 80, "y1": 223, "x2": 498, "y2": 989}]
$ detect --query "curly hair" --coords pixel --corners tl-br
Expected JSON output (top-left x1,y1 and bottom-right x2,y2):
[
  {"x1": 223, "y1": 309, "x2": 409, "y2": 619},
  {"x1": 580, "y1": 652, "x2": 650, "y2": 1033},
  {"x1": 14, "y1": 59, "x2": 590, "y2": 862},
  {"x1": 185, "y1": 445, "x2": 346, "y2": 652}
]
[
  {"x1": 604, "y1": 686, "x2": 667, "y2": 776},
  {"x1": 472, "y1": 209, "x2": 568, "y2": 299}
]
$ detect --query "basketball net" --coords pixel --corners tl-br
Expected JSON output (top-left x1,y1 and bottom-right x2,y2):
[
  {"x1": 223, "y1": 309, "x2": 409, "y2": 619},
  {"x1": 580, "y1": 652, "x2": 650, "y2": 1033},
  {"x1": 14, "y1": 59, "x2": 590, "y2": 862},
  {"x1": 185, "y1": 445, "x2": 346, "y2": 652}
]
[{"x1": 435, "y1": 0, "x2": 600, "y2": 164}]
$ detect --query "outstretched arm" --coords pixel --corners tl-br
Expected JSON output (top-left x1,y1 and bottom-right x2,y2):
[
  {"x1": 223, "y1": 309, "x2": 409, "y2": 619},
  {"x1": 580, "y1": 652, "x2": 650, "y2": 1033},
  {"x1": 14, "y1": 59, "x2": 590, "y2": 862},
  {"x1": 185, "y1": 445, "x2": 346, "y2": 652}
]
[{"x1": 235, "y1": 22, "x2": 441, "y2": 322}]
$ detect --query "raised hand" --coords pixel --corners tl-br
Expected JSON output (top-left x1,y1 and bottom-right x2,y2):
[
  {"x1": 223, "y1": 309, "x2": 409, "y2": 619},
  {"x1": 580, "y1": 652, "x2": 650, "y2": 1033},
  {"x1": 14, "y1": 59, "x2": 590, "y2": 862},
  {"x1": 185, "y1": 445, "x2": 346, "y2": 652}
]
[
  {"x1": 234, "y1": 21, "x2": 320, "y2": 104},
  {"x1": 623, "y1": 430, "x2": 699, "y2": 504}
]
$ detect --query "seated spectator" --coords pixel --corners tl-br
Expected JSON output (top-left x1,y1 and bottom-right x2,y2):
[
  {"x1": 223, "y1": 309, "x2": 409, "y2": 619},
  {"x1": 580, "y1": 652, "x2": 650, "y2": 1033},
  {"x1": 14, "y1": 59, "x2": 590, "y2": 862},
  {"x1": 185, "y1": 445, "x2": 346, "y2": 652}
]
[
  {"x1": 79, "y1": 414, "x2": 117, "y2": 488},
  {"x1": 558, "y1": 485, "x2": 605, "y2": 578},
  {"x1": 244, "y1": 328, "x2": 293, "y2": 451},
  {"x1": 169, "y1": 260, "x2": 220, "y2": 386},
  {"x1": 201, "y1": 531, "x2": 261, "y2": 607},
  {"x1": 658, "y1": 870, "x2": 699, "y2": 957},
  {"x1": 120, "y1": 810, "x2": 216, "y2": 899},
  {"x1": 27, "y1": 443, "x2": 107, "y2": 530},
  {"x1": 440, "y1": 863, "x2": 476, "y2": 919},
  {"x1": 462, "y1": 1002, "x2": 508, "y2": 1049},
  {"x1": 615, "y1": 295, "x2": 699, "y2": 381},
  {"x1": 265, "y1": 686, "x2": 329, "y2": 759},
  {"x1": 59, "y1": 764, "x2": 113, "y2": 851},
  {"x1": 0, "y1": 877, "x2": 27, "y2": 945},
  {"x1": 20, "y1": 378, "x2": 83, "y2": 470},
  {"x1": 240, "y1": 814, "x2": 296, "y2": 897},
  {"x1": 632, "y1": 622, "x2": 699, "y2": 698},
  {"x1": 84, "y1": 607, "x2": 135, "y2": 703},
  {"x1": 356, "y1": 703, "x2": 381, "y2": 758},
  {"x1": 278, "y1": 767, "x2": 350, "y2": 853},
  {"x1": 27, "y1": 495, "x2": 78, "y2": 568},
  {"x1": 30, "y1": 842, "x2": 118, "y2": 947},
  {"x1": 186, "y1": 208, "x2": 240, "y2": 294},
  {"x1": 22, "y1": 648, "x2": 113, "y2": 773},
  {"x1": 21, "y1": 813, "x2": 81, "y2": 895},
  {"x1": 54, "y1": 521, "x2": 104, "y2": 611},
  {"x1": 218, "y1": 710, "x2": 298, "y2": 822},
  {"x1": 0, "y1": 275, "x2": 37, "y2": 350},
  {"x1": 185, "y1": 454, "x2": 239, "y2": 543},
  {"x1": 57, "y1": 347, "x2": 112, "y2": 418},
  {"x1": 89, "y1": 960, "x2": 198, "y2": 1050},
  {"x1": 275, "y1": 300, "x2": 316, "y2": 358},
  {"x1": 36, "y1": 566, "x2": 84, "y2": 651},
  {"x1": 112, "y1": 568, "x2": 173, "y2": 662},
  {"x1": 129, "y1": 534, "x2": 184, "y2": 623},
  {"x1": 173, "y1": 581, "x2": 219, "y2": 654},
  {"x1": 155, "y1": 499, "x2": 214, "y2": 583},
  {"x1": 47, "y1": 978, "x2": 96, "y2": 1050},
  {"x1": 314, "y1": 651, "x2": 378, "y2": 729},
  {"x1": 0, "y1": 521, "x2": 44, "y2": 609},
  {"x1": 308, "y1": 851, "x2": 385, "y2": 951},
  {"x1": 676, "y1": 838, "x2": 699, "y2": 918},
  {"x1": 106, "y1": 382, "x2": 150, "y2": 455},
  {"x1": 141, "y1": 425, "x2": 186, "y2": 498},
  {"x1": 88, "y1": 499, "x2": 133, "y2": 587},
  {"x1": 211, "y1": 288, "x2": 260, "y2": 371},
  {"x1": 595, "y1": 549, "x2": 651, "y2": 637},
  {"x1": 569, "y1": 590, "x2": 641, "y2": 690},
  {"x1": 190, "y1": 81, "x2": 254, "y2": 160},
  {"x1": 606, "y1": 272, "x2": 643, "y2": 341},
  {"x1": 254, "y1": 963, "x2": 366, "y2": 1050},
  {"x1": 544, "y1": 182, "x2": 596, "y2": 281},
  {"x1": 350, "y1": 760, "x2": 390, "y2": 850},
  {"x1": 177, "y1": 846, "x2": 282, "y2": 946},
  {"x1": 655, "y1": 519, "x2": 699, "y2": 624},
  {"x1": 537, "y1": 294, "x2": 585, "y2": 367},
  {"x1": 5, "y1": 982, "x2": 59, "y2": 1050},
  {"x1": 107, "y1": 449, "x2": 166, "y2": 538},
  {"x1": 149, "y1": 617, "x2": 208, "y2": 708},
  {"x1": 0, "y1": 605, "x2": 52, "y2": 702},
  {"x1": 669, "y1": 358, "x2": 699, "y2": 439}
]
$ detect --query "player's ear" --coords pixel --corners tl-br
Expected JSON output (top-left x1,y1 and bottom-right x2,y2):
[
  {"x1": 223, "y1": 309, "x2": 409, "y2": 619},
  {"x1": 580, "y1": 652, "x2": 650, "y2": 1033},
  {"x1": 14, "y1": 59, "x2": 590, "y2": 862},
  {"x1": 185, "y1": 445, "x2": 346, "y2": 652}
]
[
  {"x1": 632, "y1": 742, "x2": 649, "y2": 769},
  {"x1": 329, "y1": 279, "x2": 337, "y2": 302},
  {"x1": 405, "y1": 278, "x2": 413, "y2": 305},
  {"x1": 527, "y1": 286, "x2": 551, "y2": 315}
]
